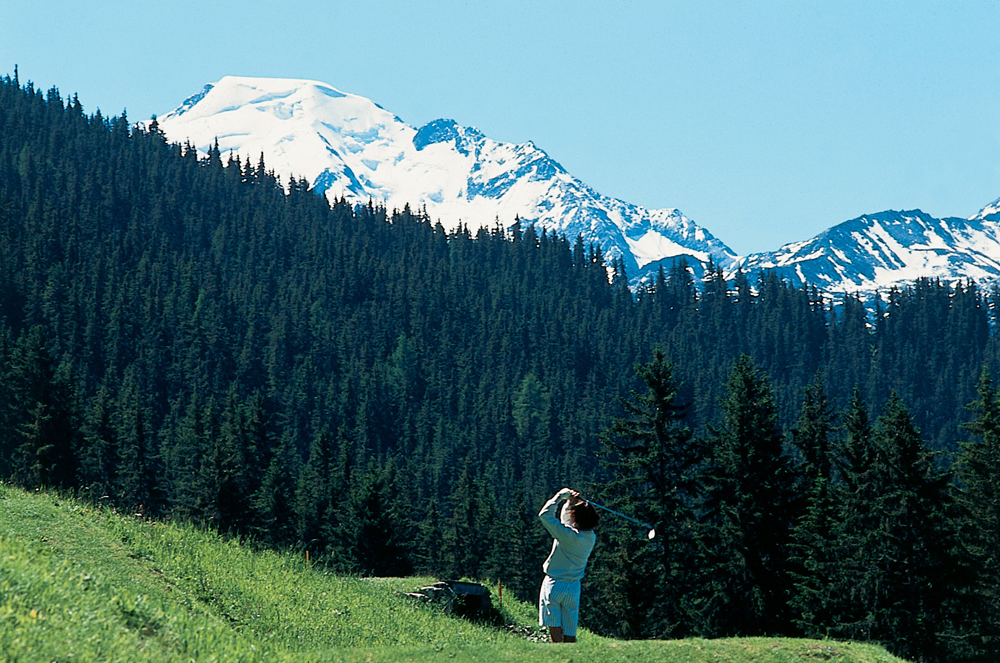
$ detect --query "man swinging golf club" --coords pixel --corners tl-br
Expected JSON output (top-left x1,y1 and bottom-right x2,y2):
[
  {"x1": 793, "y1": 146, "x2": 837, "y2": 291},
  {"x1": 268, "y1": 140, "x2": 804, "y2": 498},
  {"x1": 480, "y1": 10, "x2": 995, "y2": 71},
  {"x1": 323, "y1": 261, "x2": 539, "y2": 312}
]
[{"x1": 537, "y1": 487, "x2": 600, "y2": 643}]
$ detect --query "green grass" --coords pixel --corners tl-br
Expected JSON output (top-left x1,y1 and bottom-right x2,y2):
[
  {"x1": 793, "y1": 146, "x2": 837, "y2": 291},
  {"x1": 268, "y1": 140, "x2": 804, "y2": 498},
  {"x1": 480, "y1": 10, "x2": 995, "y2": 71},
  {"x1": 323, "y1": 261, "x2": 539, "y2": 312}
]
[{"x1": 0, "y1": 483, "x2": 908, "y2": 662}]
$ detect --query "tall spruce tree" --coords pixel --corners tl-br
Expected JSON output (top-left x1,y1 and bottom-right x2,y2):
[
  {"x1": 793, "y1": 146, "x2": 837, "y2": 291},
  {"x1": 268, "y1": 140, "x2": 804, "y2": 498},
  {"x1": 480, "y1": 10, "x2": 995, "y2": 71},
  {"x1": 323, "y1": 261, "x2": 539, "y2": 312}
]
[
  {"x1": 593, "y1": 346, "x2": 702, "y2": 638},
  {"x1": 413, "y1": 497, "x2": 445, "y2": 576},
  {"x1": 254, "y1": 429, "x2": 300, "y2": 547},
  {"x1": 487, "y1": 490, "x2": 548, "y2": 602},
  {"x1": 196, "y1": 387, "x2": 258, "y2": 535},
  {"x1": 7, "y1": 326, "x2": 80, "y2": 489},
  {"x1": 294, "y1": 423, "x2": 334, "y2": 554},
  {"x1": 954, "y1": 369, "x2": 1000, "y2": 659},
  {"x1": 699, "y1": 354, "x2": 795, "y2": 636},
  {"x1": 442, "y1": 459, "x2": 493, "y2": 580},
  {"x1": 78, "y1": 383, "x2": 119, "y2": 499},
  {"x1": 787, "y1": 372, "x2": 838, "y2": 637},
  {"x1": 836, "y1": 393, "x2": 968, "y2": 662},
  {"x1": 114, "y1": 367, "x2": 159, "y2": 515},
  {"x1": 331, "y1": 458, "x2": 412, "y2": 576},
  {"x1": 824, "y1": 387, "x2": 879, "y2": 639},
  {"x1": 790, "y1": 371, "x2": 835, "y2": 487},
  {"x1": 162, "y1": 393, "x2": 216, "y2": 520},
  {"x1": 512, "y1": 371, "x2": 555, "y2": 493}
]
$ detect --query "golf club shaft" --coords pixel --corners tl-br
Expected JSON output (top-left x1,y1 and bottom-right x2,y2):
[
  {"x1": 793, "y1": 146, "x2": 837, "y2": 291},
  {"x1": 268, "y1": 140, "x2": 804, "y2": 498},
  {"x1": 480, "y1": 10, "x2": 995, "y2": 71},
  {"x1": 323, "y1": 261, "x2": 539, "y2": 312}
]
[{"x1": 585, "y1": 499, "x2": 653, "y2": 530}]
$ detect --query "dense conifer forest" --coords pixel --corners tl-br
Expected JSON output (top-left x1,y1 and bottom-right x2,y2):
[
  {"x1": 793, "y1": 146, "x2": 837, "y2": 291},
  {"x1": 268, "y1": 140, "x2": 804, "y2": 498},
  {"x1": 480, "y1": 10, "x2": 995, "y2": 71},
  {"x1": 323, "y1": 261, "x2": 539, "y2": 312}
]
[{"x1": 3, "y1": 72, "x2": 1000, "y2": 661}]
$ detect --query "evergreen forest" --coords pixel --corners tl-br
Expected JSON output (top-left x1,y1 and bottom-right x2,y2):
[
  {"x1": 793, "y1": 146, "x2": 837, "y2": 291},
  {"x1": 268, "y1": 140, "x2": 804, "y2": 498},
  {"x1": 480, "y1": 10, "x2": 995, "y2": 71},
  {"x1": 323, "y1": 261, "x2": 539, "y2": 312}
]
[{"x1": 3, "y1": 72, "x2": 1000, "y2": 662}]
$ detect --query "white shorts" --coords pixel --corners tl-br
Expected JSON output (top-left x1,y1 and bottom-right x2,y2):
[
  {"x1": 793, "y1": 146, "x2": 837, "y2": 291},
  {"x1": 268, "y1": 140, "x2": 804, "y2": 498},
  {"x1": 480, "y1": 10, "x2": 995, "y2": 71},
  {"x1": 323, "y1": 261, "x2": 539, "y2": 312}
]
[{"x1": 538, "y1": 575, "x2": 581, "y2": 636}]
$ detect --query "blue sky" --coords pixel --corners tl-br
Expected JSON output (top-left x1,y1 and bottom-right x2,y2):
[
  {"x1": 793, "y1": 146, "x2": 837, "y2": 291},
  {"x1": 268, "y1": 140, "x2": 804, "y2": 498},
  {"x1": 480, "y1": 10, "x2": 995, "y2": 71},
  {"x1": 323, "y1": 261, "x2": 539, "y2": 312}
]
[{"x1": 3, "y1": 1, "x2": 997, "y2": 255}]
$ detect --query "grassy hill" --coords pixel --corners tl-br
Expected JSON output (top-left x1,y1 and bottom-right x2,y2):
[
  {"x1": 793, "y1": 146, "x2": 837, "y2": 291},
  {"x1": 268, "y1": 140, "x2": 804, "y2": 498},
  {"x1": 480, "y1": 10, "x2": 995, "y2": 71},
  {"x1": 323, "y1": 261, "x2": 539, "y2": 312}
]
[{"x1": 0, "y1": 484, "x2": 907, "y2": 662}]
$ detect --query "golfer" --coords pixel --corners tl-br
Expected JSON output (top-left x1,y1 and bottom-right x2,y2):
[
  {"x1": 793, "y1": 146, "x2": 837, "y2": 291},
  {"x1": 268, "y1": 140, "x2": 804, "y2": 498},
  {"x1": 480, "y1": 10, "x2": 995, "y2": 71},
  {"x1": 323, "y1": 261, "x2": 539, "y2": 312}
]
[{"x1": 537, "y1": 487, "x2": 599, "y2": 643}]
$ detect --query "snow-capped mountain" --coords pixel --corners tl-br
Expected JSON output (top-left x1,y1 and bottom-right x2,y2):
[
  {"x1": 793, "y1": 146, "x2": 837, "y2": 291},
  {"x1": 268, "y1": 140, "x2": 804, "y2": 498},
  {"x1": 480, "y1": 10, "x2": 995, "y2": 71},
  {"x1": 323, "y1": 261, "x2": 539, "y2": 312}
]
[
  {"x1": 155, "y1": 76, "x2": 1000, "y2": 296},
  {"x1": 156, "y1": 76, "x2": 738, "y2": 283},
  {"x1": 736, "y1": 208, "x2": 1000, "y2": 293}
]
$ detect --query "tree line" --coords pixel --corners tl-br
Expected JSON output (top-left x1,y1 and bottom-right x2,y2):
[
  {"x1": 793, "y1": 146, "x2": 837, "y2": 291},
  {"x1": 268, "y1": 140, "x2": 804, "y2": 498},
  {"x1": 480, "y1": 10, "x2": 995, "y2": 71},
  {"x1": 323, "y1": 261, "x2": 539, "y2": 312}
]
[
  {"x1": 591, "y1": 349, "x2": 1000, "y2": 662},
  {"x1": 2, "y1": 71, "x2": 1000, "y2": 661}
]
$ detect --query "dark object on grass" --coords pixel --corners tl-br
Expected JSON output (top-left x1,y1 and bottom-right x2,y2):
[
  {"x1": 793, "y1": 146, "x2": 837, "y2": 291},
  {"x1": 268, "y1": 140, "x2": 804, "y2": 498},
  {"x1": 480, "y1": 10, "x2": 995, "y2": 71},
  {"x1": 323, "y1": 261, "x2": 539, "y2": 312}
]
[{"x1": 403, "y1": 580, "x2": 493, "y2": 619}]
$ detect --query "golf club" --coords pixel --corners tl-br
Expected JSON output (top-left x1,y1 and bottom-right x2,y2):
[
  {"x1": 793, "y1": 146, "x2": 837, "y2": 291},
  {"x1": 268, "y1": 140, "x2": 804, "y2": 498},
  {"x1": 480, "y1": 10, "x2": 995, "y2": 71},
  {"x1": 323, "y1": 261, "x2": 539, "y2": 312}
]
[{"x1": 584, "y1": 499, "x2": 656, "y2": 539}]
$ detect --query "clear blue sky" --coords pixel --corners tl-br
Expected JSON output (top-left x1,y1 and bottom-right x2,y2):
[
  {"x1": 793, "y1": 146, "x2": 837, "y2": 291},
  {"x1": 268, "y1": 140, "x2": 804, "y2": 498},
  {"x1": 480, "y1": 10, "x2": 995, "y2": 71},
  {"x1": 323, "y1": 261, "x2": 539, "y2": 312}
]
[{"x1": 3, "y1": 1, "x2": 997, "y2": 255}]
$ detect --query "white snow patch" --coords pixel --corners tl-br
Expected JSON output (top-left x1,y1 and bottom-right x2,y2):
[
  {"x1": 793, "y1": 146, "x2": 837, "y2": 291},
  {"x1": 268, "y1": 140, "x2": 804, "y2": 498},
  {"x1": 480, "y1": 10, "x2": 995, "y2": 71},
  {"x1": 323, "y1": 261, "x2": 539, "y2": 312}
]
[{"x1": 626, "y1": 230, "x2": 708, "y2": 268}]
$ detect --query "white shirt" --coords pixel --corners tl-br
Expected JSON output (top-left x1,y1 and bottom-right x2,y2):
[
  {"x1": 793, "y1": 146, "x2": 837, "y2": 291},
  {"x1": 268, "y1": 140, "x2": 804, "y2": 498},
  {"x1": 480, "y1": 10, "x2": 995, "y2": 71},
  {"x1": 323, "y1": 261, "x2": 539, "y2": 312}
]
[{"x1": 538, "y1": 489, "x2": 596, "y2": 581}]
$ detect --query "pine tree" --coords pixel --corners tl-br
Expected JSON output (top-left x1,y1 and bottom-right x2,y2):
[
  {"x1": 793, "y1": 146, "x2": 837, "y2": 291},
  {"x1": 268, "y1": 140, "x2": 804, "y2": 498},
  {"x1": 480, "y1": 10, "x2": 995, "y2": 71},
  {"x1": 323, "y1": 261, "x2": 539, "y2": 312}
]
[
  {"x1": 512, "y1": 371, "x2": 554, "y2": 492},
  {"x1": 834, "y1": 387, "x2": 876, "y2": 497},
  {"x1": 254, "y1": 429, "x2": 300, "y2": 547},
  {"x1": 787, "y1": 475, "x2": 838, "y2": 637},
  {"x1": 8, "y1": 326, "x2": 80, "y2": 489},
  {"x1": 823, "y1": 387, "x2": 879, "y2": 638},
  {"x1": 331, "y1": 459, "x2": 412, "y2": 576},
  {"x1": 699, "y1": 354, "x2": 795, "y2": 636},
  {"x1": 956, "y1": 369, "x2": 1000, "y2": 570},
  {"x1": 442, "y1": 459, "x2": 492, "y2": 580},
  {"x1": 790, "y1": 371, "x2": 835, "y2": 487},
  {"x1": 114, "y1": 366, "x2": 159, "y2": 515},
  {"x1": 953, "y1": 369, "x2": 1000, "y2": 659},
  {"x1": 195, "y1": 387, "x2": 258, "y2": 535},
  {"x1": 486, "y1": 490, "x2": 547, "y2": 601},
  {"x1": 163, "y1": 392, "x2": 216, "y2": 519},
  {"x1": 0, "y1": 325, "x2": 14, "y2": 478},
  {"x1": 413, "y1": 497, "x2": 445, "y2": 576},
  {"x1": 835, "y1": 393, "x2": 968, "y2": 662},
  {"x1": 294, "y1": 424, "x2": 334, "y2": 553},
  {"x1": 787, "y1": 372, "x2": 838, "y2": 637},
  {"x1": 78, "y1": 383, "x2": 119, "y2": 499},
  {"x1": 593, "y1": 346, "x2": 702, "y2": 638}
]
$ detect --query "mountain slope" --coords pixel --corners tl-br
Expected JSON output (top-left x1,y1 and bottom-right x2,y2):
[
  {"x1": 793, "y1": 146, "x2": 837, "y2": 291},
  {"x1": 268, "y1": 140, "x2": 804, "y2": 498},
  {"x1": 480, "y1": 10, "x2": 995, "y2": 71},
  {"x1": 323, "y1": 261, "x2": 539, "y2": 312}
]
[
  {"x1": 156, "y1": 76, "x2": 738, "y2": 282},
  {"x1": 737, "y1": 209, "x2": 1000, "y2": 293}
]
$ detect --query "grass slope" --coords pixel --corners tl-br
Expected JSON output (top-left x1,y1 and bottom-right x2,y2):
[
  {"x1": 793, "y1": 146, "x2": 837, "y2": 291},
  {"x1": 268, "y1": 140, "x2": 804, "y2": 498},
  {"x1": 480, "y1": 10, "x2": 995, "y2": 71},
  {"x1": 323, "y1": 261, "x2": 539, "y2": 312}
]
[{"x1": 0, "y1": 484, "x2": 908, "y2": 662}]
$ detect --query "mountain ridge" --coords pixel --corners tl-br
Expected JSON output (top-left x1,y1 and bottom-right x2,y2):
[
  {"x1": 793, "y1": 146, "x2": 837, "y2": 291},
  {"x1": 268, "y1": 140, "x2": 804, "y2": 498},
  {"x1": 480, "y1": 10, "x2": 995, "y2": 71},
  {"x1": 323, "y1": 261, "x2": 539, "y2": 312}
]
[
  {"x1": 157, "y1": 76, "x2": 999, "y2": 294},
  {"x1": 736, "y1": 209, "x2": 1000, "y2": 293},
  {"x1": 156, "y1": 76, "x2": 738, "y2": 284}
]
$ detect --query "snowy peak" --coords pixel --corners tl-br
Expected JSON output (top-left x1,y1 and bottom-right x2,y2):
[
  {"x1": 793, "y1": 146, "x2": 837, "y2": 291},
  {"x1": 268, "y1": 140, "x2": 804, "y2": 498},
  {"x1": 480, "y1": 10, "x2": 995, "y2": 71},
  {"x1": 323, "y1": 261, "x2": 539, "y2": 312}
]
[
  {"x1": 161, "y1": 76, "x2": 410, "y2": 198},
  {"x1": 156, "y1": 76, "x2": 738, "y2": 283},
  {"x1": 737, "y1": 209, "x2": 1000, "y2": 293}
]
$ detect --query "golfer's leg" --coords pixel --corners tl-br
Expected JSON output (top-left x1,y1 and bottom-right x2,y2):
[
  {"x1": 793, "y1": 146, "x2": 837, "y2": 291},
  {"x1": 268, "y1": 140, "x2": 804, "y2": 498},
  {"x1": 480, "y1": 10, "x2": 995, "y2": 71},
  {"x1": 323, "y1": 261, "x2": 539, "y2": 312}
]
[
  {"x1": 540, "y1": 576, "x2": 563, "y2": 640},
  {"x1": 560, "y1": 581, "x2": 581, "y2": 642}
]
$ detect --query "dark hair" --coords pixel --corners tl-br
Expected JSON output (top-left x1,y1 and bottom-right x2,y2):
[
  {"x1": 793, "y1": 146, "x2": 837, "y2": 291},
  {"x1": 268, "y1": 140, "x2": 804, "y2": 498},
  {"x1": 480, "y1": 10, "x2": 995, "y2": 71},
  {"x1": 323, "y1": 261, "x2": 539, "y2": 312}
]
[{"x1": 570, "y1": 502, "x2": 600, "y2": 531}]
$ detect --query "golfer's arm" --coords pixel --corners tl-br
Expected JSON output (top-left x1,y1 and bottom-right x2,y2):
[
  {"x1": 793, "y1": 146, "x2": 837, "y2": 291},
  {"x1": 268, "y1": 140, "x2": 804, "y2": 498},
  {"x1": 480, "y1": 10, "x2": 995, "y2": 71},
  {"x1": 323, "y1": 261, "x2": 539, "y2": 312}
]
[{"x1": 538, "y1": 489, "x2": 574, "y2": 537}]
